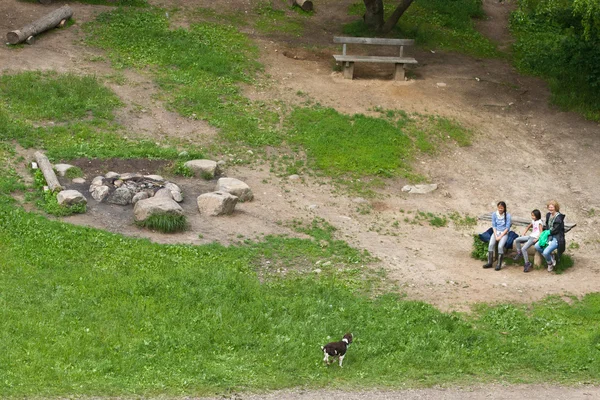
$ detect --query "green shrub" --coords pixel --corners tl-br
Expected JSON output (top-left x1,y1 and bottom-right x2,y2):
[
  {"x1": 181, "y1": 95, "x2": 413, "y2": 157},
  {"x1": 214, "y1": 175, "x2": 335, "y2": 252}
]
[
  {"x1": 64, "y1": 166, "x2": 84, "y2": 179},
  {"x1": 136, "y1": 214, "x2": 188, "y2": 233},
  {"x1": 471, "y1": 234, "x2": 488, "y2": 261}
]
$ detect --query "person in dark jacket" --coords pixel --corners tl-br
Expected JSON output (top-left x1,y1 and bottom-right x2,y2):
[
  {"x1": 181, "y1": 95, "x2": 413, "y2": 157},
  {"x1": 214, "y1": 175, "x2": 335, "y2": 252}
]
[{"x1": 534, "y1": 200, "x2": 565, "y2": 272}]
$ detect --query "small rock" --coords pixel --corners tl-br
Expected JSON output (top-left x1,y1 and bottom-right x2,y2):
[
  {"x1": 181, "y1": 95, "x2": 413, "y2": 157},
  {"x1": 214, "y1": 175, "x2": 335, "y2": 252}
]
[
  {"x1": 120, "y1": 173, "x2": 142, "y2": 181},
  {"x1": 144, "y1": 175, "x2": 165, "y2": 182},
  {"x1": 31, "y1": 162, "x2": 38, "y2": 169},
  {"x1": 54, "y1": 163, "x2": 74, "y2": 177},
  {"x1": 322, "y1": 261, "x2": 331, "y2": 267},
  {"x1": 164, "y1": 182, "x2": 181, "y2": 194},
  {"x1": 313, "y1": 269, "x2": 322, "y2": 274},
  {"x1": 288, "y1": 174, "x2": 300, "y2": 181},
  {"x1": 90, "y1": 176, "x2": 104, "y2": 188},
  {"x1": 154, "y1": 188, "x2": 173, "y2": 200},
  {"x1": 307, "y1": 204, "x2": 318, "y2": 210},
  {"x1": 114, "y1": 179, "x2": 123, "y2": 188},
  {"x1": 178, "y1": 151, "x2": 189, "y2": 157},
  {"x1": 72, "y1": 178, "x2": 86, "y2": 184},
  {"x1": 105, "y1": 172, "x2": 120, "y2": 179},
  {"x1": 132, "y1": 191, "x2": 150, "y2": 205},
  {"x1": 401, "y1": 184, "x2": 438, "y2": 194},
  {"x1": 436, "y1": 82, "x2": 447, "y2": 87}
]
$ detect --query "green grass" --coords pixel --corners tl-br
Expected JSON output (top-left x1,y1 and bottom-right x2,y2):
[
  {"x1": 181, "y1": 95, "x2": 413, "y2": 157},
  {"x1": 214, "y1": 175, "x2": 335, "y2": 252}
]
[
  {"x1": 85, "y1": 7, "x2": 280, "y2": 147},
  {"x1": 1, "y1": 205, "x2": 599, "y2": 396},
  {"x1": 345, "y1": 0, "x2": 500, "y2": 58},
  {"x1": 0, "y1": 71, "x2": 121, "y2": 122},
  {"x1": 0, "y1": 72, "x2": 204, "y2": 161},
  {"x1": 254, "y1": 1, "x2": 305, "y2": 36},
  {"x1": 286, "y1": 107, "x2": 471, "y2": 179},
  {"x1": 136, "y1": 214, "x2": 188, "y2": 233}
]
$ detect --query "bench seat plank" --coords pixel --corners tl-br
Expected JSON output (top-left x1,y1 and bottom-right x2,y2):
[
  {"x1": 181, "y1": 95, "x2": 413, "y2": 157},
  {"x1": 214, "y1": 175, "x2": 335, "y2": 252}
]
[
  {"x1": 478, "y1": 214, "x2": 576, "y2": 233},
  {"x1": 334, "y1": 37, "x2": 415, "y2": 46},
  {"x1": 333, "y1": 55, "x2": 418, "y2": 64}
]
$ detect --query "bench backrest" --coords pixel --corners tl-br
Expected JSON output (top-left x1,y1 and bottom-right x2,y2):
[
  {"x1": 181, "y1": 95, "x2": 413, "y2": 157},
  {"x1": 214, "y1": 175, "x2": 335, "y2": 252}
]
[
  {"x1": 333, "y1": 36, "x2": 415, "y2": 57},
  {"x1": 333, "y1": 37, "x2": 415, "y2": 46}
]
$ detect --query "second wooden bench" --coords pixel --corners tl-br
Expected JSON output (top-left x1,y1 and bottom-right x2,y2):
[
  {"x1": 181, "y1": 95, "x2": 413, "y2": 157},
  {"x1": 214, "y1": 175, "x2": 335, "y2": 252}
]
[{"x1": 333, "y1": 36, "x2": 418, "y2": 80}]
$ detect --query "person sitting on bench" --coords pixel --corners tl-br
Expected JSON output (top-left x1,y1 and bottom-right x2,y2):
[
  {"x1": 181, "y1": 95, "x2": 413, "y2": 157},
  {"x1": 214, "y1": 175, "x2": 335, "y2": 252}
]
[
  {"x1": 483, "y1": 201, "x2": 512, "y2": 271},
  {"x1": 535, "y1": 200, "x2": 565, "y2": 272}
]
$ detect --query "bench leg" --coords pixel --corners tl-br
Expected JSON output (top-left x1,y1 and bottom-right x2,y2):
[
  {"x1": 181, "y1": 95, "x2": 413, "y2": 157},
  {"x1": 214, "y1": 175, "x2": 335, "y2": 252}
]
[
  {"x1": 343, "y1": 61, "x2": 354, "y2": 79},
  {"x1": 394, "y1": 63, "x2": 405, "y2": 81}
]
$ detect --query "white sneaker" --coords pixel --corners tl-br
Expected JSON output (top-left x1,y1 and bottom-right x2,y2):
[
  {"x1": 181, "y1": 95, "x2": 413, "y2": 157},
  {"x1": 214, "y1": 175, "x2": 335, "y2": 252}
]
[{"x1": 547, "y1": 262, "x2": 554, "y2": 272}]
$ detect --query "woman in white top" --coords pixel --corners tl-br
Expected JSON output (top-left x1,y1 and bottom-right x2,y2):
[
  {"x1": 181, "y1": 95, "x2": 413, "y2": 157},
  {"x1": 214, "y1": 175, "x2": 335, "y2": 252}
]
[{"x1": 512, "y1": 209, "x2": 544, "y2": 273}]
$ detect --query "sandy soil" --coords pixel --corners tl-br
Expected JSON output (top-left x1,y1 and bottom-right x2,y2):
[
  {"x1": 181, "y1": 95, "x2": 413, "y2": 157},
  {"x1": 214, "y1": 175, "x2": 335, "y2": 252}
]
[{"x1": 1, "y1": 0, "x2": 599, "y2": 318}]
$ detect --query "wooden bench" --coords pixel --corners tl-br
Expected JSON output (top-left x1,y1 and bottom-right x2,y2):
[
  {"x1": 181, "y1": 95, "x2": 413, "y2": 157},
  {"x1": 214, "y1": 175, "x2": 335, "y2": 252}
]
[
  {"x1": 333, "y1": 36, "x2": 418, "y2": 80},
  {"x1": 477, "y1": 214, "x2": 576, "y2": 233},
  {"x1": 478, "y1": 214, "x2": 577, "y2": 266}
]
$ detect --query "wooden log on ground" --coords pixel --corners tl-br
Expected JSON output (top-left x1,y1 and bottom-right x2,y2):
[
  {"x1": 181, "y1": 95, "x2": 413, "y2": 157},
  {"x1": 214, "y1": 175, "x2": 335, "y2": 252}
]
[
  {"x1": 292, "y1": 0, "x2": 314, "y2": 12},
  {"x1": 34, "y1": 151, "x2": 63, "y2": 192},
  {"x1": 7, "y1": 5, "x2": 73, "y2": 45}
]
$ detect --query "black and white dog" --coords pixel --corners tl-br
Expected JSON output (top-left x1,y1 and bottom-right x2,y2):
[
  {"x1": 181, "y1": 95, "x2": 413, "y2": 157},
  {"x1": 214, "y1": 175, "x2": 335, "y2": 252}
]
[{"x1": 321, "y1": 333, "x2": 353, "y2": 367}]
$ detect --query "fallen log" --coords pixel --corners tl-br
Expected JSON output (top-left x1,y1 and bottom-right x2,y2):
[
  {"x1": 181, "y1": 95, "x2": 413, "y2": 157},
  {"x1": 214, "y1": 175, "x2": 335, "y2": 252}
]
[
  {"x1": 292, "y1": 0, "x2": 314, "y2": 12},
  {"x1": 7, "y1": 5, "x2": 73, "y2": 45},
  {"x1": 34, "y1": 151, "x2": 63, "y2": 192}
]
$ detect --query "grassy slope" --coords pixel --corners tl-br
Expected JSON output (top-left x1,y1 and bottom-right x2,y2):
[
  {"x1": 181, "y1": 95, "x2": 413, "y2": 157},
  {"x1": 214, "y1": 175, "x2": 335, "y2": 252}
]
[{"x1": 0, "y1": 2, "x2": 599, "y2": 397}]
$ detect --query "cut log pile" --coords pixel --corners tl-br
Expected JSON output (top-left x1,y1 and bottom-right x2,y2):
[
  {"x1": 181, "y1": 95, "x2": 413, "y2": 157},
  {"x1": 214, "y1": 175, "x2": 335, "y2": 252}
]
[{"x1": 6, "y1": 5, "x2": 73, "y2": 45}]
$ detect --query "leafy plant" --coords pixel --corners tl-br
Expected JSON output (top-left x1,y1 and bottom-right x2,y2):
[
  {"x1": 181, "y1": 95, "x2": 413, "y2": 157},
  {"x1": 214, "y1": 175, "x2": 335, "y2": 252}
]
[
  {"x1": 471, "y1": 234, "x2": 488, "y2": 261},
  {"x1": 136, "y1": 213, "x2": 188, "y2": 233},
  {"x1": 64, "y1": 166, "x2": 84, "y2": 179}
]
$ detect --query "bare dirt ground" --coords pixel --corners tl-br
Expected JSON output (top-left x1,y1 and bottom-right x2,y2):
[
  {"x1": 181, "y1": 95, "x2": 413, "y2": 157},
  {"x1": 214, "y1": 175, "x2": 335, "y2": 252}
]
[{"x1": 2, "y1": 0, "x2": 600, "y2": 398}]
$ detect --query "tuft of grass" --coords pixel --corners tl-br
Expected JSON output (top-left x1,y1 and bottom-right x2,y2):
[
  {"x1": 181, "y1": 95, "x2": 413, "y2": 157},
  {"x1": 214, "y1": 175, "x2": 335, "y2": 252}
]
[
  {"x1": 136, "y1": 213, "x2": 188, "y2": 233},
  {"x1": 345, "y1": 0, "x2": 500, "y2": 58},
  {"x1": 449, "y1": 212, "x2": 478, "y2": 229},
  {"x1": 554, "y1": 254, "x2": 575, "y2": 275},
  {"x1": 254, "y1": 1, "x2": 304, "y2": 36}
]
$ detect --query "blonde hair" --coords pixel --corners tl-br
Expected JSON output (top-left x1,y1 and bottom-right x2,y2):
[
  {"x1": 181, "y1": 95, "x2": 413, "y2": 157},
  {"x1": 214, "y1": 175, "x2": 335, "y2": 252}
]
[{"x1": 547, "y1": 200, "x2": 560, "y2": 212}]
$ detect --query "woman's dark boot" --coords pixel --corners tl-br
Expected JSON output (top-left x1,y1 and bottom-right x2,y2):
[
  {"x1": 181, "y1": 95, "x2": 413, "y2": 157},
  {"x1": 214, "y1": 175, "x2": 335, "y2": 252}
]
[
  {"x1": 483, "y1": 251, "x2": 493, "y2": 268},
  {"x1": 495, "y1": 254, "x2": 504, "y2": 271}
]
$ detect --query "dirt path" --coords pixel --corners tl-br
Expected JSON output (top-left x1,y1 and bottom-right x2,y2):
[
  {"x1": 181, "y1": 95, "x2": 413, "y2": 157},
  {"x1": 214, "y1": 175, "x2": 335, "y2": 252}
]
[
  {"x1": 199, "y1": 385, "x2": 600, "y2": 400},
  {"x1": 1, "y1": 0, "x2": 600, "y2": 313}
]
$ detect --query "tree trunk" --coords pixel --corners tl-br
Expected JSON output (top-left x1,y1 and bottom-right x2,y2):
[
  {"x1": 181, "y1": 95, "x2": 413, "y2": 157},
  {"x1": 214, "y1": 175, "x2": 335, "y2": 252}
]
[
  {"x1": 363, "y1": 0, "x2": 384, "y2": 31},
  {"x1": 292, "y1": 0, "x2": 313, "y2": 12},
  {"x1": 380, "y1": 0, "x2": 415, "y2": 33},
  {"x1": 34, "y1": 151, "x2": 63, "y2": 192},
  {"x1": 6, "y1": 5, "x2": 73, "y2": 45}
]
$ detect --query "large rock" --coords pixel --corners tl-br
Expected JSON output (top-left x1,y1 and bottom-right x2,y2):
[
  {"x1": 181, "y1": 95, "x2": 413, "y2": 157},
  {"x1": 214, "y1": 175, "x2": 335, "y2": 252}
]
[
  {"x1": 57, "y1": 190, "x2": 86, "y2": 206},
  {"x1": 107, "y1": 187, "x2": 132, "y2": 205},
  {"x1": 216, "y1": 177, "x2": 253, "y2": 202},
  {"x1": 154, "y1": 188, "x2": 173, "y2": 200},
  {"x1": 197, "y1": 191, "x2": 238, "y2": 216},
  {"x1": 134, "y1": 196, "x2": 184, "y2": 222},
  {"x1": 184, "y1": 159, "x2": 218, "y2": 179},
  {"x1": 401, "y1": 184, "x2": 438, "y2": 194},
  {"x1": 54, "y1": 163, "x2": 75, "y2": 177},
  {"x1": 91, "y1": 185, "x2": 110, "y2": 202},
  {"x1": 165, "y1": 182, "x2": 183, "y2": 202}
]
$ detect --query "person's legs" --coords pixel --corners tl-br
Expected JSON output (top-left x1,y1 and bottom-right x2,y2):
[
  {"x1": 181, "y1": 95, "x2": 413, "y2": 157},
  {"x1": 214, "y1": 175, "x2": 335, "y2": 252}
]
[
  {"x1": 495, "y1": 235, "x2": 509, "y2": 270},
  {"x1": 521, "y1": 237, "x2": 535, "y2": 271},
  {"x1": 543, "y1": 238, "x2": 559, "y2": 271},
  {"x1": 484, "y1": 235, "x2": 496, "y2": 269},
  {"x1": 513, "y1": 236, "x2": 530, "y2": 260}
]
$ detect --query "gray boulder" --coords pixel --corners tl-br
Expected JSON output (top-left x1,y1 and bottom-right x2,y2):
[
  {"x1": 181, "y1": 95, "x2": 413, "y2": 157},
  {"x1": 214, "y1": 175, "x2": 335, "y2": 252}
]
[
  {"x1": 184, "y1": 159, "x2": 218, "y2": 179},
  {"x1": 57, "y1": 190, "x2": 86, "y2": 206},
  {"x1": 216, "y1": 177, "x2": 253, "y2": 202},
  {"x1": 54, "y1": 163, "x2": 75, "y2": 177},
  {"x1": 131, "y1": 191, "x2": 150, "y2": 205},
  {"x1": 134, "y1": 196, "x2": 184, "y2": 222},
  {"x1": 107, "y1": 187, "x2": 133, "y2": 205},
  {"x1": 197, "y1": 191, "x2": 238, "y2": 216},
  {"x1": 91, "y1": 185, "x2": 110, "y2": 202}
]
